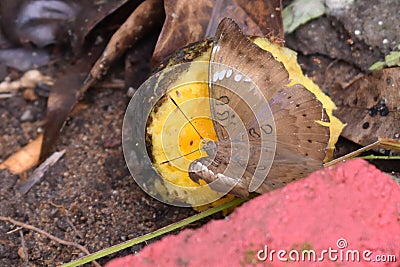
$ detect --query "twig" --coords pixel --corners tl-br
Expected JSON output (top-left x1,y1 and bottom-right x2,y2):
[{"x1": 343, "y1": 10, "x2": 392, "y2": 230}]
[
  {"x1": 0, "y1": 216, "x2": 101, "y2": 267},
  {"x1": 19, "y1": 230, "x2": 29, "y2": 267},
  {"x1": 19, "y1": 149, "x2": 66, "y2": 195},
  {"x1": 96, "y1": 80, "x2": 125, "y2": 90},
  {"x1": 48, "y1": 201, "x2": 83, "y2": 239},
  {"x1": 7, "y1": 226, "x2": 23, "y2": 234},
  {"x1": 0, "y1": 93, "x2": 15, "y2": 98}
]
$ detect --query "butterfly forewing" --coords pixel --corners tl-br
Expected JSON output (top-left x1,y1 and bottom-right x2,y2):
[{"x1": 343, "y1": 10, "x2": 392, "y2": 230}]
[{"x1": 209, "y1": 18, "x2": 289, "y2": 191}]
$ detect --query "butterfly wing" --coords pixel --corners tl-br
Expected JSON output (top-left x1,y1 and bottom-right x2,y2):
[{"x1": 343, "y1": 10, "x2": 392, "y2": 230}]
[
  {"x1": 208, "y1": 18, "x2": 289, "y2": 139},
  {"x1": 254, "y1": 84, "x2": 330, "y2": 193},
  {"x1": 208, "y1": 18, "x2": 290, "y2": 191},
  {"x1": 189, "y1": 18, "x2": 330, "y2": 198}
]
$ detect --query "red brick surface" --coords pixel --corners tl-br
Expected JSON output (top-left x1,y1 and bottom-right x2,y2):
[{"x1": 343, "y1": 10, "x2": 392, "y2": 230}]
[{"x1": 106, "y1": 159, "x2": 400, "y2": 267}]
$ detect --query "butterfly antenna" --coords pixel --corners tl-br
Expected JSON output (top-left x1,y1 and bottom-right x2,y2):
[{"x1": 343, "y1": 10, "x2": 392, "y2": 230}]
[
  {"x1": 160, "y1": 149, "x2": 203, "y2": 164},
  {"x1": 169, "y1": 96, "x2": 205, "y2": 140}
]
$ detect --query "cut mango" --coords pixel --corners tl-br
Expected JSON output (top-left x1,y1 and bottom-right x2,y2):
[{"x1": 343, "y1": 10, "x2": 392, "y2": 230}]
[{"x1": 146, "y1": 38, "x2": 344, "y2": 206}]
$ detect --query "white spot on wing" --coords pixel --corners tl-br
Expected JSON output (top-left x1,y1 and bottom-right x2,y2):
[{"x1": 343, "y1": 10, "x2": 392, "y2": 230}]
[
  {"x1": 218, "y1": 69, "x2": 227, "y2": 80},
  {"x1": 244, "y1": 76, "x2": 252, "y2": 82},
  {"x1": 226, "y1": 69, "x2": 233, "y2": 78},
  {"x1": 234, "y1": 73, "x2": 242, "y2": 82},
  {"x1": 213, "y1": 72, "x2": 219, "y2": 82}
]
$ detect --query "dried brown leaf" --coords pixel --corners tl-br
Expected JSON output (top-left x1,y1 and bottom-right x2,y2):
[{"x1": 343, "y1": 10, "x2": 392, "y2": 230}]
[
  {"x1": 152, "y1": 0, "x2": 214, "y2": 66},
  {"x1": 152, "y1": 0, "x2": 283, "y2": 66},
  {"x1": 40, "y1": 0, "x2": 163, "y2": 160},
  {"x1": 206, "y1": 0, "x2": 283, "y2": 39},
  {"x1": 0, "y1": 134, "x2": 43, "y2": 174},
  {"x1": 332, "y1": 68, "x2": 400, "y2": 149},
  {"x1": 70, "y1": 0, "x2": 135, "y2": 53},
  {"x1": 40, "y1": 47, "x2": 102, "y2": 161}
]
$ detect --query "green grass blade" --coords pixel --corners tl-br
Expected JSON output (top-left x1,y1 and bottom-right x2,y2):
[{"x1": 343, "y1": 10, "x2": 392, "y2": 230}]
[{"x1": 61, "y1": 197, "x2": 246, "y2": 267}]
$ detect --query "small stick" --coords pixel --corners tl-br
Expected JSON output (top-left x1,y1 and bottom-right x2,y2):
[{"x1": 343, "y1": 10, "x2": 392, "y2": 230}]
[
  {"x1": 19, "y1": 150, "x2": 66, "y2": 195},
  {"x1": 19, "y1": 230, "x2": 29, "y2": 267},
  {"x1": 48, "y1": 201, "x2": 83, "y2": 239},
  {"x1": 0, "y1": 93, "x2": 15, "y2": 98},
  {"x1": 87, "y1": 0, "x2": 163, "y2": 83},
  {"x1": 7, "y1": 226, "x2": 23, "y2": 234},
  {"x1": 324, "y1": 140, "x2": 380, "y2": 167},
  {"x1": 324, "y1": 137, "x2": 400, "y2": 167},
  {"x1": 1, "y1": 216, "x2": 101, "y2": 267}
]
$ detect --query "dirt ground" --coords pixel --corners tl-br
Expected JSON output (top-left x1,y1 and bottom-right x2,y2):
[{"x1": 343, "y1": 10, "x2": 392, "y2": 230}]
[{"x1": 1, "y1": 1, "x2": 399, "y2": 266}]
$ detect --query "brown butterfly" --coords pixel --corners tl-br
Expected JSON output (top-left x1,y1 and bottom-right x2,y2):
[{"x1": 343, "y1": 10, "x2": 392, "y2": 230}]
[{"x1": 188, "y1": 18, "x2": 330, "y2": 198}]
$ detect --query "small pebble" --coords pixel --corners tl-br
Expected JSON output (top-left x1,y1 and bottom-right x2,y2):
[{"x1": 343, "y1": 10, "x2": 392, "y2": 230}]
[{"x1": 126, "y1": 87, "x2": 136, "y2": 98}]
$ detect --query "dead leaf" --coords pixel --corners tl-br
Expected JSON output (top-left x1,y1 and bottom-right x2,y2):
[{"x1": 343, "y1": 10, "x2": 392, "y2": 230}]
[
  {"x1": 70, "y1": 0, "x2": 137, "y2": 53},
  {"x1": 0, "y1": 0, "x2": 79, "y2": 47},
  {"x1": 332, "y1": 67, "x2": 400, "y2": 150},
  {"x1": 40, "y1": 0, "x2": 163, "y2": 160},
  {"x1": 0, "y1": 134, "x2": 43, "y2": 174},
  {"x1": 152, "y1": 0, "x2": 283, "y2": 66},
  {"x1": 39, "y1": 47, "x2": 102, "y2": 161},
  {"x1": 205, "y1": 0, "x2": 283, "y2": 39},
  {"x1": 151, "y1": 0, "x2": 214, "y2": 67},
  {"x1": 89, "y1": 0, "x2": 164, "y2": 82},
  {"x1": 0, "y1": 48, "x2": 50, "y2": 71}
]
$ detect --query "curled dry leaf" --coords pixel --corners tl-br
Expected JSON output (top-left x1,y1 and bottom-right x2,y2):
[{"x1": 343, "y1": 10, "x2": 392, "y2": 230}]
[
  {"x1": 0, "y1": 0, "x2": 79, "y2": 70},
  {"x1": 0, "y1": 134, "x2": 43, "y2": 174},
  {"x1": 331, "y1": 67, "x2": 400, "y2": 152}
]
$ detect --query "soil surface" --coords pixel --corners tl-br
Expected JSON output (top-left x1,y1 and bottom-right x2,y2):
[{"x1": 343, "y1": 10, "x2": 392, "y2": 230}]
[{"x1": 1, "y1": 0, "x2": 399, "y2": 266}]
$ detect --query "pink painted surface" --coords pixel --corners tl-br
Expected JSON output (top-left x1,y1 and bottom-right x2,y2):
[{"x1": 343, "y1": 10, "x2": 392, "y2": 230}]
[{"x1": 106, "y1": 159, "x2": 400, "y2": 267}]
